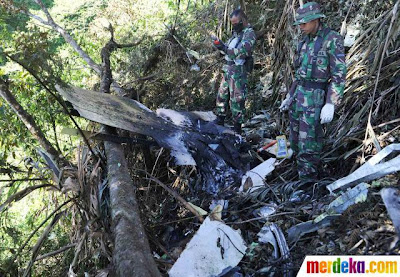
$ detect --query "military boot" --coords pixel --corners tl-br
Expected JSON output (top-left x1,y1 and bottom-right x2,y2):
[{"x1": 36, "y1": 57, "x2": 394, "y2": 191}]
[{"x1": 215, "y1": 115, "x2": 225, "y2": 126}]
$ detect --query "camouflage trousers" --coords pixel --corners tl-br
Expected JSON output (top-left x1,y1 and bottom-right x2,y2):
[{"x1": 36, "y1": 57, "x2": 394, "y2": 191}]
[
  {"x1": 289, "y1": 102, "x2": 323, "y2": 180},
  {"x1": 216, "y1": 66, "x2": 247, "y2": 124}
]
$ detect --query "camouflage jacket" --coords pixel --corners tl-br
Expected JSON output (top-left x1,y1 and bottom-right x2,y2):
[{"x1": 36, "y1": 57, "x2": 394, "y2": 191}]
[
  {"x1": 294, "y1": 24, "x2": 347, "y2": 105},
  {"x1": 223, "y1": 27, "x2": 256, "y2": 71}
]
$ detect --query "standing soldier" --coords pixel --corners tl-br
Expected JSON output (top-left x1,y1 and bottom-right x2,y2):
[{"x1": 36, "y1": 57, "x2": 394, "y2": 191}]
[
  {"x1": 280, "y1": 2, "x2": 347, "y2": 181},
  {"x1": 212, "y1": 9, "x2": 256, "y2": 134}
]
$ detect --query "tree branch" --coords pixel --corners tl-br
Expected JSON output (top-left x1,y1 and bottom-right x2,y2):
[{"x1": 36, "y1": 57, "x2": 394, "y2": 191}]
[
  {"x1": 31, "y1": 0, "x2": 101, "y2": 75},
  {"x1": 0, "y1": 178, "x2": 45, "y2": 183},
  {"x1": 147, "y1": 176, "x2": 204, "y2": 222},
  {"x1": 35, "y1": 243, "x2": 76, "y2": 261},
  {"x1": 6, "y1": 0, "x2": 130, "y2": 95},
  {"x1": 0, "y1": 183, "x2": 55, "y2": 213},
  {"x1": 4, "y1": 53, "x2": 105, "y2": 166},
  {"x1": 23, "y1": 211, "x2": 65, "y2": 277},
  {"x1": 99, "y1": 27, "x2": 161, "y2": 276},
  {"x1": 10, "y1": 198, "x2": 73, "y2": 265},
  {"x1": 0, "y1": 80, "x2": 66, "y2": 166}
]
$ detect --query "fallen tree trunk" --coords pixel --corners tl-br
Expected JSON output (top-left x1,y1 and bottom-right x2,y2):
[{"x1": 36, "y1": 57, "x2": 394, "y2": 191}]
[
  {"x1": 105, "y1": 135, "x2": 161, "y2": 277},
  {"x1": 99, "y1": 30, "x2": 161, "y2": 276}
]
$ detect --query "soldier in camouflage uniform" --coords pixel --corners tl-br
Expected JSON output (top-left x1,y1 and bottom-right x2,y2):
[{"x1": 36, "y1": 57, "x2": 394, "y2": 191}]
[
  {"x1": 280, "y1": 2, "x2": 346, "y2": 181},
  {"x1": 213, "y1": 9, "x2": 256, "y2": 134}
]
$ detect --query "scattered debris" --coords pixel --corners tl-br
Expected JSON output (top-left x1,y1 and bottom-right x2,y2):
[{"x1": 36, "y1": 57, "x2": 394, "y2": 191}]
[
  {"x1": 209, "y1": 200, "x2": 229, "y2": 211},
  {"x1": 287, "y1": 215, "x2": 336, "y2": 244},
  {"x1": 257, "y1": 140, "x2": 277, "y2": 153},
  {"x1": 252, "y1": 204, "x2": 277, "y2": 220},
  {"x1": 257, "y1": 223, "x2": 292, "y2": 277},
  {"x1": 168, "y1": 217, "x2": 247, "y2": 277},
  {"x1": 380, "y1": 187, "x2": 400, "y2": 236},
  {"x1": 288, "y1": 183, "x2": 370, "y2": 243},
  {"x1": 239, "y1": 158, "x2": 276, "y2": 193},
  {"x1": 288, "y1": 190, "x2": 310, "y2": 203},
  {"x1": 322, "y1": 182, "x2": 369, "y2": 216},
  {"x1": 276, "y1": 135, "x2": 289, "y2": 158},
  {"x1": 327, "y1": 144, "x2": 400, "y2": 193},
  {"x1": 190, "y1": 64, "x2": 200, "y2": 71},
  {"x1": 344, "y1": 23, "x2": 361, "y2": 47}
]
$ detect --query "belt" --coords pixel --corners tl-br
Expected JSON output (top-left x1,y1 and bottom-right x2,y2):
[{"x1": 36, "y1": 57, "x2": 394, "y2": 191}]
[{"x1": 298, "y1": 80, "x2": 328, "y2": 90}]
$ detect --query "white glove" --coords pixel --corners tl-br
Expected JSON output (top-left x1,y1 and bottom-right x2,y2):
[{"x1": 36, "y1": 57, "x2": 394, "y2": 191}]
[
  {"x1": 279, "y1": 94, "x2": 291, "y2": 111},
  {"x1": 320, "y1": 103, "x2": 335, "y2": 124}
]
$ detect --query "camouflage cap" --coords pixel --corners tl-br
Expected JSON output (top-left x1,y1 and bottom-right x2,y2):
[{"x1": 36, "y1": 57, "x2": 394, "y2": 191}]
[{"x1": 293, "y1": 2, "x2": 326, "y2": 25}]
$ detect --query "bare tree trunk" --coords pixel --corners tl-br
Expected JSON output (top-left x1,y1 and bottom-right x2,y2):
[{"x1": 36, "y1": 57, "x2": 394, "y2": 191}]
[
  {"x1": 0, "y1": 80, "x2": 65, "y2": 165},
  {"x1": 99, "y1": 30, "x2": 161, "y2": 276},
  {"x1": 105, "y1": 137, "x2": 161, "y2": 277}
]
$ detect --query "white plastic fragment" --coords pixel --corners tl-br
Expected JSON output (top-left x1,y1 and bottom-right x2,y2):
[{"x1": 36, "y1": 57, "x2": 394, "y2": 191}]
[
  {"x1": 191, "y1": 111, "x2": 217, "y2": 122},
  {"x1": 157, "y1": 108, "x2": 191, "y2": 127},
  {"x1": 168, "y1": 217, "x2": 247, "y2": 277},
  {"x1": 344, "y1": 24, "x2": 361, "y2": 47},
  {"x1": 380, "y1": 187, "x2": 400, "y2": 236},
  {"x1": 209, "y1": 200, "x2": 229, "y2": 211},
  {"x1": 257, "y1": 205, "x2": 277, "y2": 218},
  {"x1": 190, "y1": 64, "x2": 200, "y2": 71},
  {"x1": 239, "y1": 158, "x2": 276, "y2": 193},
  {"x1": 257, "y1": 226, "x2": 279, "y2": 257},
  {"x1": 257, "y1": 224, "x2": 292, "y2": 276},
  {"x1": 208, "y1": 144, "x2": 219, "y2": 150},
  {"x1": 327, "y1": 144, "x2": 400, "y2": 193}
]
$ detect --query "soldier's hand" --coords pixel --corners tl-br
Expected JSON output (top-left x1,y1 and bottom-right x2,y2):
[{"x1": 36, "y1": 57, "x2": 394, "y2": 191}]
[
  {"x1": 279, "y1": 94, "x2": 291, "y2": 111},
  {"x1": 320, "y1": 103, "x2": 334, "y2": 124},
  {"x1": 212, "y1": 38, "x2": 227, "y2": 52}
]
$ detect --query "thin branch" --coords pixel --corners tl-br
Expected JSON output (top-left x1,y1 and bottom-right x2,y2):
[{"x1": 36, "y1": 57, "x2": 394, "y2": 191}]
[
  {"x1": 7, "y1": 0, "x2": 129, "y2": 95},
  {"x1": 0, "y1": 183, "x2": 55, "y2": 213},
  {"x1": 115, "y1": 38, "x2": 144, "y2": 49},
  {"x1": 0, "y1": 80, "x2": 65, "y2": 165},
  {"x1": 10, "y1": 198, "x2": 73, "y2": 264},
  {"x1": 30, "y1": 0, "x2": 101, "y2": 75},
  {"x1": 35, "y1": 243, "x2": 76, "y2": 261},
  {"x1": 146, "y1": 176, "x2": 204, "y2": 223},
  {"x1": 23, "y1": 211, "x2": 65, "y2": 277},
  {"x1": 51, "y1": 111, "x2": 63, "y2": 155},
  {"x1": 69, "y1": 233, "x2": 87, "y2": 271},
  {"x1": 33, "y1": 0, "x2": 53, "y2": 21},
  {"x1": 0, "y1": 178, "x2": 44, "y2": 183}
]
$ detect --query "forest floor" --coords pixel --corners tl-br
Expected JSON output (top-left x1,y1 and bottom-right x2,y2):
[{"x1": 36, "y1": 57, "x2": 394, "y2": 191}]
[{"x1": 125, "y1": 114, "x2": 400, "y2": 276}]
